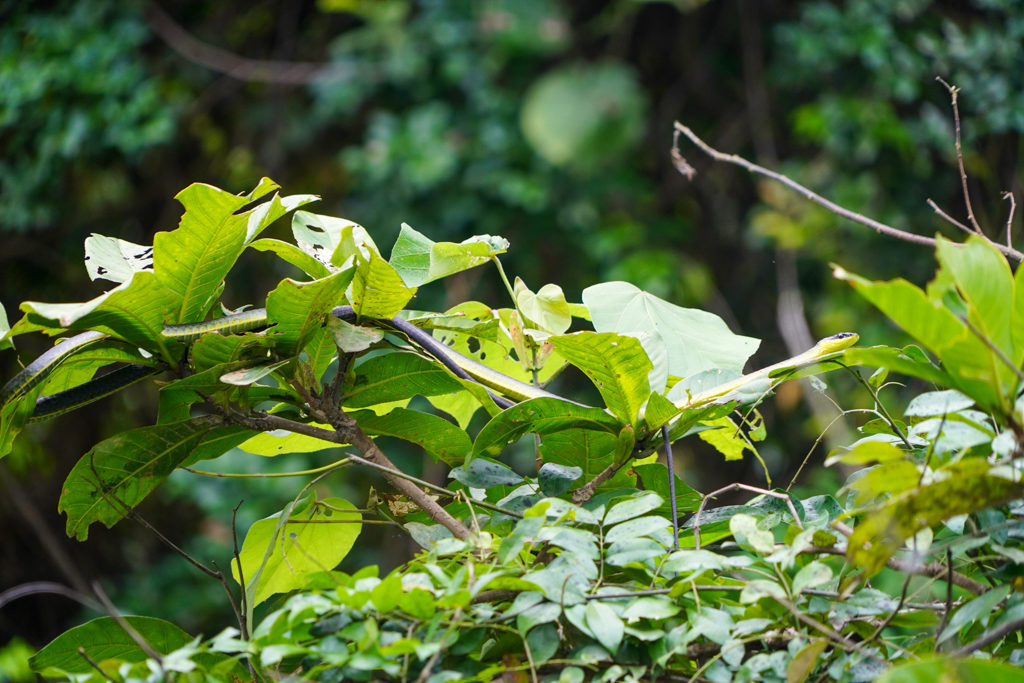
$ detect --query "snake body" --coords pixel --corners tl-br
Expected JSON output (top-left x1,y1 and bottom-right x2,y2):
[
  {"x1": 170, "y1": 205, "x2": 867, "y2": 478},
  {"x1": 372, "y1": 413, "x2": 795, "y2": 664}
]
[{"x1": 1, "y1": 306, "x2": 857, "y2": 421}]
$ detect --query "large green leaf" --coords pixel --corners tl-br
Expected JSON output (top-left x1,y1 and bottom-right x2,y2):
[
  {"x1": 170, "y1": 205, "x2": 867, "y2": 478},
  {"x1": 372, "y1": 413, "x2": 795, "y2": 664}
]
[
  {"x1": 21, "y1": 271, "x2": 179, "y2": 354},
  {"x1": 59, "y1": 416, "x2": 223, "y2": 540},
  {"x1": 266, "y1": 269, "x2": 354, "y2": 355},
  {"x1": 189, "y1": 332, "x2": 275, "y2": 373},
  {"x1": 936, "y1": 236, "x2": 1015, "y2": 361},
  {"x1": 435, "y1": 302, "x2": 567, "y2": 387},
  {"x1": 389, "y1": 223, "x2": 508, "y2": 287},
  {"x1": 836, "y1": 267, "x2": 1007, "y2": 411},
  {"x1": 343, "y1": 352, "x2": 464, "y2": 408},
  {"x1": 30, "y1": 616, "x2": 192, "y2": 676},
  {"x1": 848, "y1": 460, "x2": 1024, "y2": 575},
  {"x1": 583, "y1": 282, "x2": 759, "y2": 393},
  {"x1": 153, "y1": 183, "x2": 250, "y2": 324},
  {"x1": 232, "y1": 496, "x2": 361, "y2": 606},
  {"x1": 473, "y1": 397, "x2": 621, "y2": 458},
  {"x1": 549, "y1": 331, "x2": 651, "y2": 427},
  {"x1": 350, "y1": 407, "x2": 471, "y2": 465},
  {"x1": 349, "y1": 249, "x2": 416, "y2": 319}
]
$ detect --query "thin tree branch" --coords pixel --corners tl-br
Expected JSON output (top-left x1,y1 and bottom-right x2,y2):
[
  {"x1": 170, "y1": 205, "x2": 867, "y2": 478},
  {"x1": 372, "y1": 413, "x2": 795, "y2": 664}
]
[
  {"x1": 1003, "y1": 191, "x2": 1016, "y2": 249},
  {"x1": 145, "y1": 2, "x2": 351, "y2": 84},
  {"x1": 936, "y1": 77, "x2": 983, "y2": 235},
  {"x1": 672, "y1": 121, "x2": 1024, "y2": 263},
  {"x1": 926, "y1": 198, "x2": 974, "y2": 235}
]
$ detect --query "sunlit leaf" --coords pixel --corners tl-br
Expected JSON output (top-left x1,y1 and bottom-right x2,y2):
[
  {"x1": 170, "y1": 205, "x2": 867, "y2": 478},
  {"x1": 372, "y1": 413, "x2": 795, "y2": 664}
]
[
  {"x1": 232, "y1": 496, "x2": 361, "y2": 606},
  {"x1": 84, "y1": 234, "x2": 153, "y2": 284},
  {"x1": 473, "y1": 396, "x2": 620, "y2": 457},
  {"x1": 549, "y1": 330, "x2": 651, "y2": 427},
  {"x1": 389, "y1": 223, "x2": 508, "y2": 287},
  {"x1": 30, "y1": 617, "x2": 192, "y2": 676}
]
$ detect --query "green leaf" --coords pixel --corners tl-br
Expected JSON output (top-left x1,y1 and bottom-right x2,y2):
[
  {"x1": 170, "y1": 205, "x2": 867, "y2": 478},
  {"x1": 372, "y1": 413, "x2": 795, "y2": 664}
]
[
  {"x1": 153, "y1": 183, "x2": 249, "y2": 324},
  {"x1": 825, "y1": 439, "x2": 906, "y2": 467},
  {"x1": 538, "y1": 429, "x2": 636, "y2": 493},
  {"x1": 521, "y1": 61, "x2": 645, "y2": 168},
  {"x1": 697, "y1": 416, "x2": 750, "y2": 461},
  {"x1": 792, "y1": 561, "x2": 832, "y2": 594},
  {"x1": 538, "y1": 463, "x2": 582, "y2": 496},
  {"x1": 936, "y1": 585, "x2": 1010, "y2": 645},
  {"x1": 584, "y1": 600, "x2": 624, "y2": 654},
  {"x1": 730, "y1": 513, "x2": 775, "y2": 554},
  {"x1": 233, "y1": 496, "x2": 361, "y2": 606},
  {"x1": 877, "y1": 656, "x2": 1024, "y2": 683},
  {"x1": 473, "y1": 397, "x2": 621, "y2": 458},
  {"x1": 30, "y1": 616, "x2": 192, "y2": 676},
  {"x1": 549, "y1": 330, "x2": 651, "y2": 427},
  {"x1": 370, "y1": 573, "x2": 403, "y2": 613},
  {"x1": 266, "y1": 269, "x2": 354, "y2": 355},
  {"x1": 238, "y1": 429, "x2": 339, "y2": 457},
  {"x1": 904, "y1": 389, "x2": 974, "y2": 417},
  {"x1": 835, "y1": 267, "x2": 1006, "y2": 410},
  {"x1": 450, "y1": 458, "x2": 524, "y2": 488},
  {"x1": 83, "y1": 233, "x2": 153, "y2": 284},
  {"x1": 583, "y1": 282, "x2": 759, "y2": 392},
  {"x1": 849, "y1": 462, "x2": 1024, "y2": 575},
  {"x1": 59, "y1": 417, "x2": 222, "y2": 540},
  {"x1": 787, "y1": 639, "x2": 828, "y2": 683},
  {"x1": 220, "y1": 359, "x2": 290, "y2": 385},
  {"x1": 22, "y1": 271, "x2": 179, "y2": 353},
  {"x1": 349, "y1": 249, "x2": 416, "y2": 319},
  {"x1": 0, "y1": 303, "x2": 10, "y2": 351},
  {"x1": 344, "y1": 352, "x2": 464, "y2": 408},
  {"x1": 514, "y1": 279, "x2": 572, "y2": 334},
  {"x1": 936, "y1": 235, "x2": 1015, "y2": 362},
  {"x1": 249, "y1": 238, "x2": 332, "y2": 279},
  {"x1": 619, "y1": 596, "x2": 680, "y2": 623},
  {"x1": 292, "y1": 210, "x2": 379, "y2": 268},
  {"x1": 632, "y1": 463, "x2": 702, "y2": 516},
  {"x1": 604, "y1": 492, "x2": 663, "y2": 526},
  {"x1": 389, "y1": 223, "x2": 508, "y2": 287},
  {"x1": 327, "y1": 316, "x2": 383, "y2": 353},
  {"x1": 350, "y1": 407, "x2": 471, "y2": 465}
]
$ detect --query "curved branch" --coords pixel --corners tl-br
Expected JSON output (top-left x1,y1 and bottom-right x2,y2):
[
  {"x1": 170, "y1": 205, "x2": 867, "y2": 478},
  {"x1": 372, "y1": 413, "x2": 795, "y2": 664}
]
[
  {"x1": 145, "y1": 2, "x2": 351, "y2": 84},
  {"x1": 672, "y1": 121, "x2": 1024, "y2": 263}
]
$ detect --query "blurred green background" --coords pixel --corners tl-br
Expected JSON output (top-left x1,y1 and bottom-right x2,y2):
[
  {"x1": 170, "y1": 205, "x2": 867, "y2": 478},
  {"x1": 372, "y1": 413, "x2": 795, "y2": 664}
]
[{"x1": 2, "y1": 0, "x2": 1023, "y2": 656}]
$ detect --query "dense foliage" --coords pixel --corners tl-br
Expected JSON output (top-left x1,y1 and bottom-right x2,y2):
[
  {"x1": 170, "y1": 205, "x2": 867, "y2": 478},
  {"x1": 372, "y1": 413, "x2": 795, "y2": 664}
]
[{"x1": 1, "y1": 178, "x2": 1023, "y2": 680}]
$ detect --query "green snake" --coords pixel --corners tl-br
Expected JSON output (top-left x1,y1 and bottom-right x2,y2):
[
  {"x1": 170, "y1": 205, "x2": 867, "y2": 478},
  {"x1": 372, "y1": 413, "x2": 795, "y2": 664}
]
[{"x1": 1, "y1": 305, "x2": 858, "y2": 421}]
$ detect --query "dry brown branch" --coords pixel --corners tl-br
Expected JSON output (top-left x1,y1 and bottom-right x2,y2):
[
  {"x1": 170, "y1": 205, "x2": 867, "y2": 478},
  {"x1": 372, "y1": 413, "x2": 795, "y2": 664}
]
[
  {"x1": 926, "y1": 198, "x2": 973, "y2": 235},
  {"x1": 672, "y1": 121, "x2": 1024, "y2": 263},
  {"x1": 936, "y1": 77, "x2": 983, "y2": 235}
]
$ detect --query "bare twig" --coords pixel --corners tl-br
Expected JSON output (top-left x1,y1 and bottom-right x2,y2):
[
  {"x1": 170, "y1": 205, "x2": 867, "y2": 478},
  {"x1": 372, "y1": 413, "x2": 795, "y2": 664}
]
[
  {"x1": 672, "y1": 121, "x2": 1024, "y2": 263},
  {"x1": 936, "y1": 77, "x2": 983, "y2": 235},
  {"x1": 0, "y1": 581, "x2": 101, "y2": 612},
  {"x1": 92, "y1": 582, "x2": 164, "y2": 665},
  {"x1": 692, "y1": 483, "x2": 802, "y2": 550},
  {"x1": 1003, "y1": 191, "x2": 1016, "y2": 248},
  {"x1": 145, "y1": 2, "x2": 351, "y2": 84},
  {"x1": 77, "y1": 648, "x2": 117, "y2": 682},
  {"x1": 926, "y1": 198, "x2": 974, "y2": 235}
]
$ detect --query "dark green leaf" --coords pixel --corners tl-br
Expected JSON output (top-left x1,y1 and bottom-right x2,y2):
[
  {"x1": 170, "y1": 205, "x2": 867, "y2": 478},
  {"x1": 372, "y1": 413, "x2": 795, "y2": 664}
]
[
  {"x1": 30, "y1": 616, "x2": 192, "y2": 675},
  {"x1": 473, "y1": 397, "x2": 620, "y2": 458},
  {"x1": 350, "y1": 408, "x2": 471, "y2": 465},
  {"x1": 59, "y1": 417, "x2": 222, "y2": 540}
]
